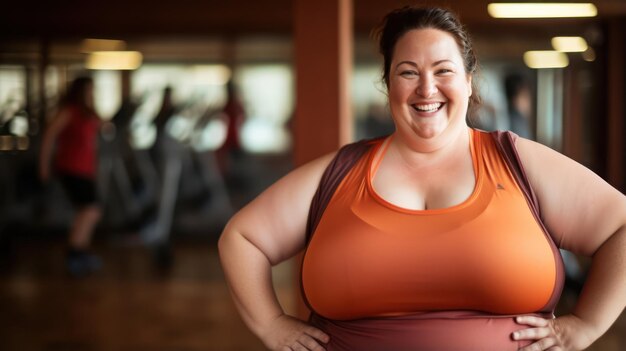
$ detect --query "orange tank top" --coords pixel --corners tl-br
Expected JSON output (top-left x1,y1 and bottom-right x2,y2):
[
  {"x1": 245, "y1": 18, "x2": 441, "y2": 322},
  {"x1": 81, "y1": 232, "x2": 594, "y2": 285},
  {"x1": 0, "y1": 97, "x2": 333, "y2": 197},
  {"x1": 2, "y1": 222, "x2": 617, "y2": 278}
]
[{"x1": 302, "y1": 129, "x2": 560, "y2": 320}]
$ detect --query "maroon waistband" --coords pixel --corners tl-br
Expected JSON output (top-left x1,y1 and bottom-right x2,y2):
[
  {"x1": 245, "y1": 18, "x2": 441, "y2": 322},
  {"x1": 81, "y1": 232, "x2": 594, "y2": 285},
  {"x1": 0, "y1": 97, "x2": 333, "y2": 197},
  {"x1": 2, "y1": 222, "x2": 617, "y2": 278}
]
[{"x1": 310, "y1": 311, "x2": 553, "y2": 351}]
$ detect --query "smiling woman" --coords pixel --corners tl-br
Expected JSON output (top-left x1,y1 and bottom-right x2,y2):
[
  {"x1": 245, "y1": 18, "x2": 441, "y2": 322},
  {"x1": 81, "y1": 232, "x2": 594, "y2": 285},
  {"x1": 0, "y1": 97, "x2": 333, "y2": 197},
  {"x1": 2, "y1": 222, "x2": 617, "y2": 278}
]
[{"x1": 219, "y1": 6, "x2": 626, "y2": 351}]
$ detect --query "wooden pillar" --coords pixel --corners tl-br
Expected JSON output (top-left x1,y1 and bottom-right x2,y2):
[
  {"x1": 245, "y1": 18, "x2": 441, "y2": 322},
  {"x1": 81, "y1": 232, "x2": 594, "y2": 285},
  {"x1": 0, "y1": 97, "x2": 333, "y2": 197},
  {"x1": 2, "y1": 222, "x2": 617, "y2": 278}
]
[
  {"x1": 607, "y1": 19, "x2": 625, "y2": 191},
  {"x1": 293, "y1": 0, "x2": 353, "y2": 166},
  {"x1": 292, "y1": 0, "x2": 353, "y2": 318}
]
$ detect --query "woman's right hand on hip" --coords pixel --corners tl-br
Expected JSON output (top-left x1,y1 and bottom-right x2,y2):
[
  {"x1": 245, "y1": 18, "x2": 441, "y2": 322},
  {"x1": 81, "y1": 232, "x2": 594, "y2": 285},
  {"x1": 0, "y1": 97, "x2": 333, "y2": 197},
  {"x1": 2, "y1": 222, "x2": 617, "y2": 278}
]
[{"x1": 261, "y1": 314, "x2": 330, "y2": 351}]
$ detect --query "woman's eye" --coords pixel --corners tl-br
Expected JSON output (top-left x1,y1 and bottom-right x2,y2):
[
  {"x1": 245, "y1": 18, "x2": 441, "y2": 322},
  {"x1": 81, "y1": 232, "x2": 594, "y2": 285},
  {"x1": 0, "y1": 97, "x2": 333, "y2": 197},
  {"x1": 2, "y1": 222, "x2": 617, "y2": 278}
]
[
  {"x1": 400, "y1": 71, "x2": 418, "y2": 77},
  {"x1": 437, "y1": 69, "x2": 453, "y2": 75}
]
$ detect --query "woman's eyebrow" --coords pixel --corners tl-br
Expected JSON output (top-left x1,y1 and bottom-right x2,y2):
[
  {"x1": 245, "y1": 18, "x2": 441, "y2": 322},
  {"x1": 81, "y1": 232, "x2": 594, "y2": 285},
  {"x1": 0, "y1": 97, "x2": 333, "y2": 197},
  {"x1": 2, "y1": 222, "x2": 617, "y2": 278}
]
[
  {"x1": 432, "y1": 59, "x2": 455, "y2": 66},
  {"x1": 394, "y1": 59, "x2": 456, "y2": 70},
  {"x1": 395, "y1": 61, "x2": 417, "y2": 69}
]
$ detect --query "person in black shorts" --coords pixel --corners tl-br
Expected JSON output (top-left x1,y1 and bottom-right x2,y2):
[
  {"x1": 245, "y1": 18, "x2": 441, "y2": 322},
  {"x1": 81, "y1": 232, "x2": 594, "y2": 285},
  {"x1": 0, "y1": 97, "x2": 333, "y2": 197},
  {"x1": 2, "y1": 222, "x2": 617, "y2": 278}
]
[{"x1": 40, "y1": 76, "x2": 103, "y2": 277}]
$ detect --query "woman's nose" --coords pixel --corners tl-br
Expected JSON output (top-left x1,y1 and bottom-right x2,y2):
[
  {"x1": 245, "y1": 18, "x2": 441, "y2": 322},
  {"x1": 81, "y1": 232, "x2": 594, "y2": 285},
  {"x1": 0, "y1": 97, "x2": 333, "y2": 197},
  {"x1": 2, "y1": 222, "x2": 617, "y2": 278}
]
[{"x1": 416, "y1": 76, "x2": 437, "y2": 97}]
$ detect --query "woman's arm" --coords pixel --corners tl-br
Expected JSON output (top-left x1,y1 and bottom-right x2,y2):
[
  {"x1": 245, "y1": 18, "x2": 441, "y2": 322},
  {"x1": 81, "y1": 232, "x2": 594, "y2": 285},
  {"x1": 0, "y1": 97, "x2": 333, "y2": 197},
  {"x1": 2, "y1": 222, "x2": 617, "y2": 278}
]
[
  {"x1": 218, "y1": 152, "x2": 335, "y2": 350},
  {"x1": 39, "y1": 109, "x2": 71, "y2": 182},
  {"x1": 513, "y1": 137, "x2": 626, "y2": 350}
]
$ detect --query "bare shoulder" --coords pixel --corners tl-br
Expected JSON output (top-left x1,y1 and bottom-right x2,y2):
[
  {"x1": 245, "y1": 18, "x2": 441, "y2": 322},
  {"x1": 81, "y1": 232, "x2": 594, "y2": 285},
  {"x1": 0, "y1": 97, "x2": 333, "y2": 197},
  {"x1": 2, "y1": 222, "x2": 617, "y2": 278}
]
[
  {"x1": 514, "y1": 136, "x2": 568, "y2": 167},
  {"x1": 514, "y1": 136, "x2": 607, "y2": 187},
  {"x1": 514, "y1": 136, "x2": 626, "y2": 254}
]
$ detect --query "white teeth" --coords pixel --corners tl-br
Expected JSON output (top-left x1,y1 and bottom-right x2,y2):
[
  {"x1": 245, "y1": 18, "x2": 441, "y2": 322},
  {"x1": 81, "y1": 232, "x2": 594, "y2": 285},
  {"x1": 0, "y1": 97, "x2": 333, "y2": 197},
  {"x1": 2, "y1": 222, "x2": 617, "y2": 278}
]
[{"x1": 413, "y1": 103, "x2": 442, "y2": 112}]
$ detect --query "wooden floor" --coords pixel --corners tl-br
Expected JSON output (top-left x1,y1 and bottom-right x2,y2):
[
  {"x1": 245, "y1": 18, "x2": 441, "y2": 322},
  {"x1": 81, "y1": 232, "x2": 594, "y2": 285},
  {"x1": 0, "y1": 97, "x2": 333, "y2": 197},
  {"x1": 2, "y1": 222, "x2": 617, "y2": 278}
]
[
  {"x1": 1, "y1": 238, "x2": 625, "y2": 351},
  {"x1": 0, "y1": 238, "x2": 296, "y2": 351}
]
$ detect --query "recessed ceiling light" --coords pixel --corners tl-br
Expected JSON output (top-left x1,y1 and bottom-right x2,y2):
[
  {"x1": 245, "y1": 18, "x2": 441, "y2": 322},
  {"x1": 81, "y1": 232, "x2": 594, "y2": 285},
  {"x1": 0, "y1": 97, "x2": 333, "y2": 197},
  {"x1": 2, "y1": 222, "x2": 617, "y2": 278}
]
[
  {"x1": 552, "y1": 36, "x2": 588, "y2": 52},
  {"x1": 86, "y1": 51, "x2": 143, "y2": 70},
  {"x1": 488, "y1": 3, "x2": 597, "y2": 18},
  {"x1": 524, "y1": 51, "x2": 569, "y2": 69}
]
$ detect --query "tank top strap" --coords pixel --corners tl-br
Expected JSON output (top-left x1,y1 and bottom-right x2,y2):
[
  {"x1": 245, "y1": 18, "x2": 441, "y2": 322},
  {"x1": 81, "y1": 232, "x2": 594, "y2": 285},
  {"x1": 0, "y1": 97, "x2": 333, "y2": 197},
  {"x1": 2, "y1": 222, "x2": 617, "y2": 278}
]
[{"x1": 306, "y1": 136, "x2": 386, "y2": 243}]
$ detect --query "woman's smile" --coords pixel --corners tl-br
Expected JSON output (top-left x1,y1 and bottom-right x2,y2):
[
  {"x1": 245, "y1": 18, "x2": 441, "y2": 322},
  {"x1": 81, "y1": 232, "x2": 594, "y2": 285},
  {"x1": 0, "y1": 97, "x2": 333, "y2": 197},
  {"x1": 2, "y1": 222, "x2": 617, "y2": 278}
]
[{"x1": 411, "y1": 102, "x2": 446, "y2": 116}]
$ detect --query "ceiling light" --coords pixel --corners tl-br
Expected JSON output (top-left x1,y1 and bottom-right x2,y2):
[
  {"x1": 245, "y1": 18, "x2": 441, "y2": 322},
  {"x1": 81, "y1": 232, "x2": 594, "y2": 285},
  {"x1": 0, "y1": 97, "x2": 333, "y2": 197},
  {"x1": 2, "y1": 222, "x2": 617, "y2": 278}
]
[
  {"x1": 523, "y1": 51, "x2": 569, "y2": 69},
  {"x1": 488, "y1": 3, "x2": 597, "y2": 18},
  {"x1": 86, "y1": 51, "x2": 143, "y2": 70},
  {"x1": 552, "y1": 36, "x2": 588, "y2": 52}
]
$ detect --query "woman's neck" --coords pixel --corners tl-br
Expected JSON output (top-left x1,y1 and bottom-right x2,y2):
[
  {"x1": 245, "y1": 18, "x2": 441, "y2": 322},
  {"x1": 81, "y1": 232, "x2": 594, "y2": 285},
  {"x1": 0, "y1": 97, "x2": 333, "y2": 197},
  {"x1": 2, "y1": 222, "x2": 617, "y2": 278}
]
[{"x1": 389, "y1": 126, "x2": 471, "y2": 169}]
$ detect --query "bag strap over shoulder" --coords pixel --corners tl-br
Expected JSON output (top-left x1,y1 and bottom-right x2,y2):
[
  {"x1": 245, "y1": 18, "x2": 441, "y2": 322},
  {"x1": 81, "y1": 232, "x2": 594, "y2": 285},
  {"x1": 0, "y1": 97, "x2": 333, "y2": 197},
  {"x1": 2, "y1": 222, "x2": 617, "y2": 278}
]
[{"x1": 305, "y1": 137, "x2": 382, "y2": 243}]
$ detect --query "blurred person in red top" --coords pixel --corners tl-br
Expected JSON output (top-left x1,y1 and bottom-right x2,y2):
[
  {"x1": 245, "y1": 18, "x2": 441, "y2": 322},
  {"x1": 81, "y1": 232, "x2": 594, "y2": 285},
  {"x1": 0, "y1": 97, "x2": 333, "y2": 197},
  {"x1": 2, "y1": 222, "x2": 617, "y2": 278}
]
[
  {"x1": 39, "y1": 76, "x2": 103, "y2": 277},
  {"x1": 216, "y1": 79, "x2": 245, "y2": 178}
]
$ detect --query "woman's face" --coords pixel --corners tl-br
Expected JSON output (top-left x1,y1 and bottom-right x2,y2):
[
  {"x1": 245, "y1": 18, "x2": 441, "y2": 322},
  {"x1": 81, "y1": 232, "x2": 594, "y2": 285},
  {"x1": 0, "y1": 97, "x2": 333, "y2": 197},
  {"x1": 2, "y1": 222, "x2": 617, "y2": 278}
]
[{"x1": 388, "y1": 28, "x2": 472, "y2": 145}]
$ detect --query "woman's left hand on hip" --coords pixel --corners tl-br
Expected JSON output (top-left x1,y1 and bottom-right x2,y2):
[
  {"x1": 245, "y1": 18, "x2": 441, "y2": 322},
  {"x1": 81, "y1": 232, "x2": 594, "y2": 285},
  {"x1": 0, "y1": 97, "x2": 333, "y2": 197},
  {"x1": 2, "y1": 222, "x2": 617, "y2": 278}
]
[{"x1": 512, "y1": 314, "x2": 594, "y2": 351}]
